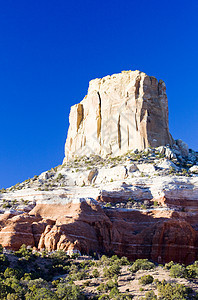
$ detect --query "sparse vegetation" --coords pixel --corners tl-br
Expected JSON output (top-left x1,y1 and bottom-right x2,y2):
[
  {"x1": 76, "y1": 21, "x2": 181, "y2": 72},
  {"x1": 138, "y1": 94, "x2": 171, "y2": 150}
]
[{"x1": 0, "y1": 245, "x2": 196, "y2": 299}]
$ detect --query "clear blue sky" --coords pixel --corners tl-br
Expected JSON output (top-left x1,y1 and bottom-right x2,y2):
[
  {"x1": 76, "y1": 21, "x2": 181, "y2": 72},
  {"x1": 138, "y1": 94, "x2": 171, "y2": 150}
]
[{"x1": 0, "y1": 0, "x2": 197, "y2": 188}]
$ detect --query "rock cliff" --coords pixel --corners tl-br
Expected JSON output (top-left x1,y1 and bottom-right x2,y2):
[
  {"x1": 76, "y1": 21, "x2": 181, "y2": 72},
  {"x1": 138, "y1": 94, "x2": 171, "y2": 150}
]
[
  {"x1": 64, "y1": 70, "x2": 173, "y2": 162},
  {"x1": 0, "y1": 70, "x2": 197, "y2": 264}
]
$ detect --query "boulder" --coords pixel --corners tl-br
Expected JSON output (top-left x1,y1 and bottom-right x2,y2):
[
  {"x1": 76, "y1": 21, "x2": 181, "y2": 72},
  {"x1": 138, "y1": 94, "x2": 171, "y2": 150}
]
[
  {"x1": 176, "y1": 139, "x2": 189, "y2": 157},
  {"x1": 157, "y1": 159, "x2": 178, "y2": 170},
  {"x1": 165, "y1": 147, "x2": 176, "y2": 159},
  {"x1": 189, "y1": 165, "x2": 198, "y2": 174},
  {"x1": 137, "y1": 163, "x2": 156, "y2": 174},
  {"x1": 128, "y1": 163, "x2": 138, "y2": 173}
]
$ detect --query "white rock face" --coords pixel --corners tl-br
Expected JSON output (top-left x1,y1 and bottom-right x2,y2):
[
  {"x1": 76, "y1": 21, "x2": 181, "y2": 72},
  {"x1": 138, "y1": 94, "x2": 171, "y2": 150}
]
[
  {"x1": 137, "y1": 163, "x2": 156, "y2": 174},
  {"x1": 189, "y1": 165, "x2": 198, "y2": 174},
  {"x1": 63, "y1": 70, "x2": 173, "y2": 162},
  {"x1": 157, "y1": 159, "x2": 178, "y2": 170}
]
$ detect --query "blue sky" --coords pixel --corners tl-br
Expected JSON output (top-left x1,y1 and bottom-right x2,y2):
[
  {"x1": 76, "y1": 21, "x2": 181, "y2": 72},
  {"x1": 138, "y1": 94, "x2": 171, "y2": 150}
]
[{"x1": 0, "y1": 0, "x2": 197, "y2": 188}]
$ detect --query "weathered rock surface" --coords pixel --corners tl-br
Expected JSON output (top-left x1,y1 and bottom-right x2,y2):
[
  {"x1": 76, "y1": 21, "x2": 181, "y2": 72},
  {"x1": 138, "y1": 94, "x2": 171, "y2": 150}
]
[{"x1": 64, "y1": 70, "x2": 173, "y2": 161}]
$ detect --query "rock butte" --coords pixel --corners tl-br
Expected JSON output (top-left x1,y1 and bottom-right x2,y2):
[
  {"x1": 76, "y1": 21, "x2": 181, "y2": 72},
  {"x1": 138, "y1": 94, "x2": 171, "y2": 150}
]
[
  {"x1": 0, "y1": 70, "x2": 198, "y2": 264},
  {"x1": 64, "y1": 70, "x2": 174, "y2": 162}
]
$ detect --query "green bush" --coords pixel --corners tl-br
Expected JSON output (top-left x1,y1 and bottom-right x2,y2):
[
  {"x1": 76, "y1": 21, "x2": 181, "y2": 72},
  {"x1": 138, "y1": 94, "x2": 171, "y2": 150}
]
[
  {"x1": 0, "y1": 254, "x2": 9, "y2": 271},
  {"x1": 109, "y1": 286, "x2": 120, "y2": 298},
  {"x1": 98, "y1": 294, "x2": 109, "y2": 300},
  {"x1": 139, "y1": 275, "x2": 154, "y2": 285},
  {"x1": 169, "y1": 264, "x2": 186, "y2": 278},
  {"x1": 103, "y1": 263, "x2": 121, "y2": 278},
  {"x1": 143, "y1": 290, "x2": 157, "y2": 299},
  {"x1": 92, "y1": 268, "x2": 99, "y2": 278},
  {"x1": 157, "y1": 282, "x2": 194, "y2": 299},
  {"x1": 57, "y1": 281, "x2": 87, "y2": 299},
  {"x1": 164, "y1": 261, "x2": 174, "y2": 270},
  {"x1": 186, "y1": 261, "x2": 198, "y2": 279},
  {"x1": 25, "y1": 287, "x2": 57, "y2": 300},
  {"x1": 130, "y1": 259, "x2": 155, "y2": 273}
]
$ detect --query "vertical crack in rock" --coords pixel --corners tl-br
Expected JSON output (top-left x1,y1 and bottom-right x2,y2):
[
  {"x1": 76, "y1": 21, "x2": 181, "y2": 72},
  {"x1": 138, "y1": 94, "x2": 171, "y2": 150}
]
[
  {"x1": 97, "y1": 92, "x2": 102, "y2": 142},
  {"x1": 127, "y1": 125, "x2": 129, "y2": 147},
  {"x1": 143, "y1": 137, "x2": 146, "y2": 148},
  {"x1": 135, "y1": 77, "x2": 141, "y2": 99},
  {"x1": 118, "y1": 115, "x2": 121, "y2": 149},
  {"x1": 76, "y1": 103, "x2": 84, "y2": 131},
  {"x1": 135, "y1": 109, "x2": 138, "y2": 131}
]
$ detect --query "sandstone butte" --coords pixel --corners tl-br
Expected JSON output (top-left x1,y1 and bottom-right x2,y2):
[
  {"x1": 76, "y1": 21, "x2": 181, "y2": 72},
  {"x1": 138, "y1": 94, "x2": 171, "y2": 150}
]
[
  {"x1": 0, "y1": 70, "x2": 198, "y2": 265},
  {"x1": 63, "y1": 70, "x2": 174, "y2": 162}
]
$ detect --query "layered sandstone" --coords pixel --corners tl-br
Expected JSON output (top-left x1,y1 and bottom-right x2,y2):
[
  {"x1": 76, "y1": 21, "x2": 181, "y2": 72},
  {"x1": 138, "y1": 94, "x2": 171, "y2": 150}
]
[
  {"x1": 0, "y1": 166, "x2": 198, "y2": 264},
  {"x1": 64, "y1": 70, "x2": 173, "y2": 161}
]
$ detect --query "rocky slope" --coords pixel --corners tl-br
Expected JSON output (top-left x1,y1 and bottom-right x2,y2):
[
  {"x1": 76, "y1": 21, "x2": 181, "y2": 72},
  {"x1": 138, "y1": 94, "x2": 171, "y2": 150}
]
[
  {"x1": 0, "y1": 146, "x2": 198, "y2": 264},
  {"x1": 0, "y1": 70, "x2": 198, "y2": 264}
]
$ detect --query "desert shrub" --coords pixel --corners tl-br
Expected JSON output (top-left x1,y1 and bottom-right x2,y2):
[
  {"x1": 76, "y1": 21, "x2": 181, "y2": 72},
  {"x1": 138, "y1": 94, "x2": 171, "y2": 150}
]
[
  {"x1": 0, "y1": 253, "x2": 9, "y2": 271},
  {"x1": 3, "y1": 276, "x2": 24, "y2": 298},
  {"x1": 130, "y1": 259, "x2": 155, "y2": 273},
  {"x1": 56, "y1": 173, "x2": 64, "y2": 180},
  {"x1": 157, "y1": 282, "x2": 195, "y2": 299},
  {"x1": 69, "y1": 264, "x2": 79, "y2": 274},
  {"x1": 143, "y1": 290, "x2": 157, "y2": 299},
  {"x1": 0, "y1": 280, "x2": 13, "y2": 299},
  {"x1": 7, "y1": 294, "x2": 21, "y2": 300},
  {"x1": 186, "y1": 261, "x2": 198, "y2": 279},
  {"x1": 56, "y1": 283, "x2": 86, "y2": 300},
  {"x1": 98, "y1": 295, "x2": 109, "y2": 300},
  {"x1": 71, "y1": 252, "x2": 80, "y2": 259},
  {"x1": 164, "y1": 261, "x2": 174, "y2": 270},
  {"x1": 27, "y1": 278, "x2": 50, "y2": 290},
  {"x1": 116, "y1": 294, "x2": 133, "y2": 300},
  {"x1": 109, "y1": 286, "x2": 120, "y2": 298},
  {"x1": 153, "y1": 201, "x2": 158, "y2": 207},
  {"x1": 103, "y1": 263, "x2": 121, "y2": 278},
  {"x1": 100, "y1": 255, "x2": 110, "y2": 265},
  {"x1": 106, "y1": 279, "x2": 118, "y2": 290},
  {"x1": 51, "y1": 250, "x2": 69, "y2": 265},
  {"x1": 14, "y1": 244, "x2": 32, "y2": 260},
  {"x1": 169, "y1": 264, "x2": 186, "y2": 278},
  {"x1": 97, "y1": 283, "x2": 109, "y2": 293},
  {"x1": 25, "y1": 287, "x2": 57, "y2": 300},
  {"x1": 92, "y1": 268, "x2": 99, "y2": 278},
  {"x1": 139, "y1": 275, "x2": 154, "y2": 285},
  {"x1": 120, "y1": 256, "x2": 130, "y2": 266},
  {"x1": 4, "y1": 267, "x2": 20, "y2": 279},
  {"x1": 75, "y1": 270, "x2": 87, "y2": 280}
]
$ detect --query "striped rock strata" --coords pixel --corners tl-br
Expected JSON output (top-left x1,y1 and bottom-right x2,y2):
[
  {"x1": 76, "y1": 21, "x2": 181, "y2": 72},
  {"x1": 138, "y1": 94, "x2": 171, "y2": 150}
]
[{"x1": 0, "y1": 168, "x2": 198, "y2": 264}]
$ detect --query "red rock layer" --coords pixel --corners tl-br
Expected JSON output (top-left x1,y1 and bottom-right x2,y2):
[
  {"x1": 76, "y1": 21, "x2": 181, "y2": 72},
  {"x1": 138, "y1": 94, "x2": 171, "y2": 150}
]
[{"x1": 0, "y1": 199, "x2": 197, "y2": 264}]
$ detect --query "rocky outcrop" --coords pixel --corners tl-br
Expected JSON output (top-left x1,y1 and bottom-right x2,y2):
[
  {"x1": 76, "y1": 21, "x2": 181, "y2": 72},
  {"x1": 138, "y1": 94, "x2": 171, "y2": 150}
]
[{"x1": 64, "y1": 70, "x2": 173, "y2": 162}]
